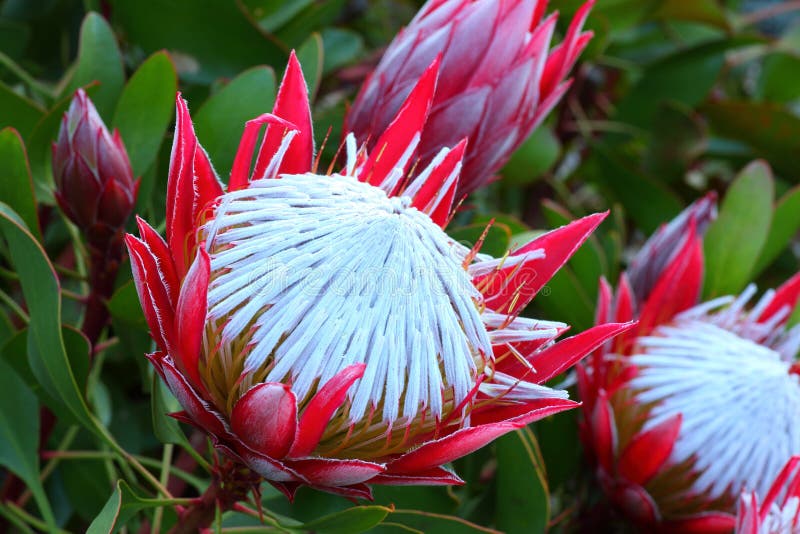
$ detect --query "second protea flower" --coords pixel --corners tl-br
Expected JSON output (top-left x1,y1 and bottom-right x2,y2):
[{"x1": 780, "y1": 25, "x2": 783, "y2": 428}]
[
  {"x1": 345, "y1": 0, "x2": 593, "y2": 196},
  {"x1": 578, "y1": 196, "x2": 800, "y2": 531},
  {"x1": 127, "y1": 54, "x2": 630, "y2": 500}
]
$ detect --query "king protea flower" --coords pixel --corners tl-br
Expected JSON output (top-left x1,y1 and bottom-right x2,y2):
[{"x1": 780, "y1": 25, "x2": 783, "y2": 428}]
[
  {"x1": 578, "y1": 196, "x2": 800, "y2": 532},
  {"x1": 126, "y1": 53, "x2": 631, "y2": 499},
  {"x1": 736, "y1": 456, "x2": 800, "y2": 534},
  {"x1": 345, "y1": 0, "x2": 593, "y2": 197}
]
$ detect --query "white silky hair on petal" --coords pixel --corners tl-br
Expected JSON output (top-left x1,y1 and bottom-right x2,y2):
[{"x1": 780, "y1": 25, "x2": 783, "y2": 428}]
[
  {"x1": 629, "y1": 314, "x2": 800, "y2": 502},
  {"x1": 203, "y1": 172, "x2": 492, "y2": 424}
]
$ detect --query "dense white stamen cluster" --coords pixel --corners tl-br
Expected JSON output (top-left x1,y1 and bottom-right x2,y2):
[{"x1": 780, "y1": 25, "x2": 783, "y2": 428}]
[
  {"x1": 629, "y1": 287, "x2": 800, "y2": 501},
  {"x1": 204, "y1": 172, "x2": 491, "y2": 424}
]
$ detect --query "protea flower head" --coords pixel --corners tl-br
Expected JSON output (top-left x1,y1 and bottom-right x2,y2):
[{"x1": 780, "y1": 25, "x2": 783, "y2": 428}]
[
  {"x1": 345, "y1": 0, "x2": 593, "y2": 197},
  {"x1": 53, "y1": 89, "x2": 139, "y2": 240},
  {"x1": 126, "y1": 52, "x2": 631, "y2": 499},
  {"x1": 578, "y1": 195, "x2": 800, "y2": 532},
  {"x1": 736, "y1": 456, "x2": 800, "y2": 534}
]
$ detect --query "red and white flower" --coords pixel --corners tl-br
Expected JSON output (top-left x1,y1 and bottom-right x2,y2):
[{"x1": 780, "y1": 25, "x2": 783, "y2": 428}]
[
  {"x1": 345, "y1": 0, "x2": 593, "y2": 197},
  {"x1": 578, "y1": 195, "x2": 800, "y2": 531},
  {"x1": 127, "y1": 53, "x2": 630, "y2": 500},
  {"x1": 736, "y1": 456, "x2": 800, "y2": 534}
]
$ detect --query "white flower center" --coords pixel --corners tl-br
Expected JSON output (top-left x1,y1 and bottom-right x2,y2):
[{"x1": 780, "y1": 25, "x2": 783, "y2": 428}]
[
  {"x1": 629, "y1": 315, "x2": 800, "y2": 501},
  {"x1": 203, "y1": 173, "x2": 491, "y2": 425}
]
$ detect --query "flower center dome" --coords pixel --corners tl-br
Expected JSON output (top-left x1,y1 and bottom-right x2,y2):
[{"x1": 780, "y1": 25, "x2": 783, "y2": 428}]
[
  {"x1": 198, "y1": 173, "x2": 491, "y2": 446},
  {"x1": 628, "y1": 301, "x2": 800, "y2": 502}
]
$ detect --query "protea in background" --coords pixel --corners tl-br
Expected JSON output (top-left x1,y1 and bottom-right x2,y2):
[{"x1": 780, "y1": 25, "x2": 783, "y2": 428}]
[
  {"x1": 578, "y1": 196, "x2": 800, "y2": 532},
  {"x1": 53, "y1": 89, "x2": 139, "y2": 343},
  {"x1": 736, "y1": 456, "x2": 800, "y2": 534},
  {"x1": 345, "y1": 0, "x2": 593, "y2": 197},
  {"x1": 126, "y1": 52, "x2": 630, "y2": 526}
]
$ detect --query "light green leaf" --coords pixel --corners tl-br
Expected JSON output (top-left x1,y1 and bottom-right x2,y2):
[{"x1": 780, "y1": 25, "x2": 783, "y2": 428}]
[
  {"x1": 0, "y1": 128, "x2": 40, "y2": 239},
  {"x1": 704, "y1": 160, "x2": 774, "y2": 298},
  {"x1": 501, "y1": 126, "x2": 561, "y2": 186},
  {"x1": 87, "y1": 480, "x2": 186, "y2": 534},
  {"x1": 112, "y1": 51, "x2": 177, "y2": 181},
  {"x1": 63, "y1": 12, "x2": 124, "y2": 119},
  {"x1": 194, "y1": 66, "x2": 276, "y2": 180},
  {"x1": 0, "y1": 357, "x2": 55, "y2": 528},
  {"x1": 754, "y1": 185, "x2": 800, "y2": 275}
]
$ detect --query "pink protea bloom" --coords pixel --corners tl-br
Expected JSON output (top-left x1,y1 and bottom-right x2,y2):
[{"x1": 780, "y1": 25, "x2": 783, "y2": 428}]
[
  {"x1": 345, "y1": 0, "x2": 593, "y2": 197},
  {"x1": 126, "y1": 53, "x2": 631, "y2": 499},
  {"x1": 736, "y1": 456, "x2": 800, "y2": 534},
  {"x1": 578, "y1": 195, "x2": 800, "y2": 532},
  {"x1": 53, "y1": 89, "x2": 139, "y2": 237}
]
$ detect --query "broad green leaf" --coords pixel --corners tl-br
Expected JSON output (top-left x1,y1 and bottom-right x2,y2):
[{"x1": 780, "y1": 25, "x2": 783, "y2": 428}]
[
  {"x1": 298, "y1": 505, "x2": 392, "y2": 534},
  {"x1": 495, "y1": 429, "x2": 549, "y2": 534},
  {"x1": 758, "y1": 52, "x2": 800, "y2": 103},
  {"x1": 753, "y1": 185, "x2": 800, "y2": 275},
  {"x1": 702, "y1": 100, "x2": 800, "y2": 177},
  {"x1": 321, "y1": 28, "x2": 364, "y2": 75},
  {"x1": 87, "y1": 480, "x2": 185, "y2": 534},
  {"x1": 0, "y1": 357, "x2": 55, "y2": 528},
  {"x1": 193, "y1": 66, "x2": 277, "y2": 181},
  {"x1": 240, "y1": 0, "x2": 314, "y2": 32},
  {"x1": 0, "y1": 202, "x2": 94, "y2": 429},
  {"x1": 502, "y1": 126, "x2": 561, "y2": 186},
  {"x1": 297, "y1": 32, "x2": 323, "y2": 101},
  {"x1": 61, "y1": 457, "x2": 113, "y2": 520},
  {"x1": 112, "y1": 51, "x2": 177, "y2": 180},
  {"x1": 0, "y1": 82, "x2": 44, "y2": 138},
  {"x1": 704, "y1": 160, "x2": 774, "y2": 298},
  {"x1": 151, "y1": 374, "x2": 191, "y2": 446},
  {"x1": 653, "y1": 0, "x2": 730, "y2": 29},
  {"x1": 272, "y1": 0, "x2": 347, "y2": 49},
  {"x1": 0, "y1": 128, "x2": 40, "y2": 239},
  {"x1": 110, "y1": 0, "x2": 285, "y2": 85},
  {"x1": 616, "y1": 38, "x2": 754, "y2": 128},
  {"x1": 63, "y1": 12, "x2": 124, "y2": 119},
  {"x1": 588, "y1": 146, "x2": 682, "y2": 234},
  {"x1": 643, "y1": 102, "x2": 707, "y2": 184}
]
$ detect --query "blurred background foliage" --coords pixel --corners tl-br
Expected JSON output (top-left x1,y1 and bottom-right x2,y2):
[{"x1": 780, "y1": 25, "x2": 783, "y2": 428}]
[{"x1": 0, "y1": 0, "x2": 799, "y2": 532}]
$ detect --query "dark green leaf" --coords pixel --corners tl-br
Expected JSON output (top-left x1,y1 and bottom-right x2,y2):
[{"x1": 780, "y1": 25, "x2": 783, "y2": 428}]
[
  {"x1": 704, "y1": 160, "x2": 774, "y2": 297},
  {"x1": 0, "y1": 357, "x2": 54, "y2": 528},
  {"x1": 321, "y1": 28, "x2": 364, "y2": 75},
  {"x1": 112, "y1": 51, "x2": 177, "y2": 179},
  {"x1": 758, "y1": 52, "x2": 800, "y2": 103},
  {"x1": 151, "y1": 374, "x2": 190, "y2": 446},
  {"x1": 653, "y1": 0, "x2": 730, "y2": 29},
  {"x1": 0, "y1": 128, "x2": 40, "y2": 239},
  {"x1": 63, "y1": 12, "x2": 124, "y2": 119},
  {"x1": 0, "y1": 82, "x2": 43, "y2": 138},
  {"x1": 299, "y1": 505, "x2": 392, "y2": 534},
  {"x1": 110, "y1": 0, "x2": 286, "y2": 85},
  {"x1": 753, "y1": 185, "x2": 800, "y2": 276},
  {"x1": 193, "y1": 66, "x2": 277, "y2": 181},
  {"x1": 495, "y1": 429, "x2": 549, "y2": 534}
]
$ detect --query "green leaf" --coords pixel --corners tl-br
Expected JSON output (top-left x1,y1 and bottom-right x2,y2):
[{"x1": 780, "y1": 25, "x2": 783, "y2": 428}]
[
  {"x1": 0, "y1": 128, "x2": 40, "y2": 239},
  {"x1": 0, "y1": 82, "x2": 44, "y2": 138},
  {"x1": 653, "y1": 0, "x2": 730, "y2": 29},
  {"x1": 616, "y1": 38, "x2": 753, "y2": 128},
  {"x1": 643, "y1": 102, "x2": 707, "y2": 184},
  {"x1": 0, "y1": 202, "x2": 94, "y2": 429},
  {"x1": 501, "y1": 126, "x2": 561, "y2": 185},
  {"x1": 151, "y1": 374, "x2": 190, "y2": 446},
  {"x1": 320, "y1": 28, "x2": 364, "y2": 75},
  {"x1": 702, "y1": 100, "x2": 800, "y2": 178},
  {"x1": 63, "y1": 12, "x2": 124, "y2": 119},
  {"x1": 0, "y1": 357, "x2": 55, "y2": 528},
  {"x1": 753, "y1": 185, "x2": 800, "y2": 276},
  {"x1": 758, "y1": 52, "x2": 800, "y2": 103},
  {"x1": 704, "y1": 160, "x2": 774, "y2": 298},
  {"x1": 299, "y1": 505, "x2": 392, "y2": 534},
  {"x1": 87, "y1": 480, "x2": 184, "y2": 534},
  {"x1": 495, "y1": 429, "x2": 549, "y2": 534},
  {"x1": 240, "y1": 0, "x2": 314, "y2": 32},
  {"x1": 112, "y1": 51, "x2": 177, "y2": 181},
  {"x1": 193, "y1": 66, "x2": 277, "y2": 180},
  {"x1": 110, "y1": 0, "x2": 286, "y2": 85},
  {"x1": 297, "y1": 32, "x2": 323, "y2": 101}
]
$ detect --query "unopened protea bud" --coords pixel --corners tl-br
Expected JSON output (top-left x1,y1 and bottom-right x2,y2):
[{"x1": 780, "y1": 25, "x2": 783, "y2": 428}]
[
  {"x1": 127, "y1": 53, "x2": 631, "y2": 504},
  {"x1": 346, "y1": 0, "x2": 593, "y2": 197},
  {"x1": 53, "y1": 89, "x2": 138, "y2": 240},
  {"x1": 578, "y1": 198, "x2": 800, "y2": 532}
]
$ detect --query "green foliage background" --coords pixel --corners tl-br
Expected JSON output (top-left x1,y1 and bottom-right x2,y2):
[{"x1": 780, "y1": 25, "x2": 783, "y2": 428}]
[{"x1": 0, "y1": 0, "x2": 798, "y2": 532}]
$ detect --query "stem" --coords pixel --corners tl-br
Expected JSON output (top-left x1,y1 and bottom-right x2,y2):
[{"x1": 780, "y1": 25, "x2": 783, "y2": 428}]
[
  {"x1": 168, "y1": 461, "x2": 259, "y2": 534},
  {"x1": 151, "y1": 444, "x2": 174, "y2": 534},
  {"x1": 82, "y1": 230, "x2": 125, "y2": 348}
]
